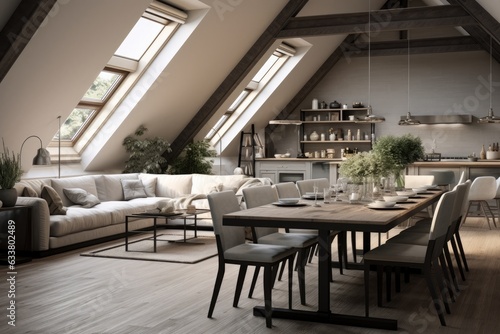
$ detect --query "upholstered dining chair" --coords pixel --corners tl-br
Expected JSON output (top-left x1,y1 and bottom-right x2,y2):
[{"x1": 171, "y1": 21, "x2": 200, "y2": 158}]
[
  {"x1": 404, "y1": 175, "x2": 435, "y2": 189},
  {"x1": 386, "y1": 181, "x2": 471, "y2": 298},
  {"x1": 207, "y1": 190, "x2": 296, "y2": 328},
  {"x1": 364, "y1": 189, "x2": 457, "y2": 327},
  {"x1": 464, "y1": 176, "x2": 497, "y2": 229},
  {"x1": 429, "y1": 170, "x2": 456, "y2": 190},
  {"x1": 296, "y1": 178, "x2": 358, "y2": 263},
  {"x1": 242, "y1": 185, "x2": 318, "y2": 305},
  {"x1": 273, "y1": 182, "x2": 346, "y2": 274}
]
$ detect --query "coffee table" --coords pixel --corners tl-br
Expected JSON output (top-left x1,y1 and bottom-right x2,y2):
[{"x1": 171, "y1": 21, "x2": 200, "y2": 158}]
[{"x1": 125, "y1": 209, "x2": 210, "y2": 252}]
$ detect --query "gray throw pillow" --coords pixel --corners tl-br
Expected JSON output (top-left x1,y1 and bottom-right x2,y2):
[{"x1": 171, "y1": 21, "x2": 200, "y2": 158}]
[
  {"x1": 63, "y1": 188, "x2": 101, "y2": 208},
  {"x1": 41, "y1": 185, "x2": 67, "y2": 215},
  {"x1": 121, "y1": 179, "x2": 147, "y2": 200},
  {"x1": 22, "y1": 186, "x2": 38, "y2": 197}
]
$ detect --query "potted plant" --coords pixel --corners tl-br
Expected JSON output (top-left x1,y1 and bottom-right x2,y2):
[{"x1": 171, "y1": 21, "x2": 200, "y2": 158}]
[
  {"x1": 122, "y1": 125, "x2": 171, "y2": 174},
  {"x1": 0, "y1": 139, "x2": 23, "y2": 207},
  {"x1": 168, "y1": 140, "x2": 216, "y2": 175},
  {"x1": 372, "y1": 134, "x2": 425, "y2": 189}
]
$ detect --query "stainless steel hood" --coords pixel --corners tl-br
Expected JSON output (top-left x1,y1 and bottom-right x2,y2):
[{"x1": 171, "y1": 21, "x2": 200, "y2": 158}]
[{"x1": 398, "y1": 114, "x2": 472, "y2": 125}]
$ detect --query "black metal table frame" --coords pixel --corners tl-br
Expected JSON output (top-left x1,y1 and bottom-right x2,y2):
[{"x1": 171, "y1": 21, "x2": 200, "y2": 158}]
[{"x1": 125, "y1": 210, "x2": 208, "y2": 252}]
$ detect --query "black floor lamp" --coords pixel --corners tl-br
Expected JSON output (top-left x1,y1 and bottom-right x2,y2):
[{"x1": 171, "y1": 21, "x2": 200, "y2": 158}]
[{"x1": 19, "y1": 135, "x2": 51, "y2": 168}]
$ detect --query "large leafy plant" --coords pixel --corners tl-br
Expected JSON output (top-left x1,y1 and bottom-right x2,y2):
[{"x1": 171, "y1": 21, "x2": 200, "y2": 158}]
[
  {"x1": 372, "y1": 134, "x2": 425, "y2": 172},
  {"x1": 0, "y1": 140, "x2": 23, "y2": 189},
  {"x1": 168, "y1": 140, "x2": 216, "y2": 175},
  {"x1": 122, "y1": 125, "x2": 171, "y2": 174},
  {"x1": 338, "y1": 151, "x2": 387, "y2": 182}
]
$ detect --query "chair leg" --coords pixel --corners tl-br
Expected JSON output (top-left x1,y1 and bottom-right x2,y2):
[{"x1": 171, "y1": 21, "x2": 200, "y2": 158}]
[
  {"x1": 336, "y1": 234, "x2": 343, "y2": 277},
  {"x1": 449, "y1": 237, "x2": 466, "y2": 281},
  {"x1": 278, "y1": 253, "x2": 296, "y2": 281},
  {"x1": 233, "y1": 265, "x2": 248, "y2": 307},
  {"x1": 351, "y1": 232, "x2": 357, "y2": 263},
  {"x1": 479, "y1": 201, "x2": 493, "y2": 229},
  {"x1": 364, "y1": 263, "x2": 371, "y2": 317},
  {"x1": 248, "y1": 266, "x2": 260, "y2": 298},
  {"x1": 423, "y1": 267, "x2": 447, "y2": 326},
  {"x1": 483, "y1": 200, "x2": 497, "y2": 228},
  {"x1": 288, "y1": 257, "x2": 293, "y2": 309},
  {"x1": 297, "y1": 250, "x2": 308, "y2": 305},
  {"x1": 434, "y1": 259, "x2": 452, "y2": 315},
  {"x1": 439, "y1": 253, "x2": 456, "y2": 303},
  {"x1": 308, "y1": 244, "x2": 316, "y2": 263},
  {"x1": 263, "y1": 265, "x2": 273, "y2": 328},
  {"x1": 454, "y1": 231, "x2": 469, "y2": 272},
  {"x1": 443, "y1": 244, "x2": 460, "y2": 294},
  {"x1": 208, "y1": 262, "x2": 225, "y2": 318}
]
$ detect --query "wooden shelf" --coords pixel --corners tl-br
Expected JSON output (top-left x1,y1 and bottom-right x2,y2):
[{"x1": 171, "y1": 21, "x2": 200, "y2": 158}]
[{"x1": 302, "y1": 108, "x2": 369, "y2": 112}]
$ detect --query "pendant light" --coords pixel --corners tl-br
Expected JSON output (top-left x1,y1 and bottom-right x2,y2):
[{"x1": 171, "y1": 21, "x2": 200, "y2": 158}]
[
  {"x1": 478, "y1": 35, "x2": 500, "y2": 123},
  {"x1": 398, "y1": 29, "x2": 420, "y2": 126},
  {"x1": 356, "y1": 0, "x2": 385, "y2": 124}
]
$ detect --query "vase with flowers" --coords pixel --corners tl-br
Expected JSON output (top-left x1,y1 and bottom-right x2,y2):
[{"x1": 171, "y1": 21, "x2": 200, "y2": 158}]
[{"x1": 372, "y1": 134, "x2": 425, "y2": 189}]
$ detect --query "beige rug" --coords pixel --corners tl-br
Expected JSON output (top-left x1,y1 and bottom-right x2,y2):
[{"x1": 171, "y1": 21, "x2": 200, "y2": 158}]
[{"x1": 81, "y1": 234, "x2": 217, "y2": 264}]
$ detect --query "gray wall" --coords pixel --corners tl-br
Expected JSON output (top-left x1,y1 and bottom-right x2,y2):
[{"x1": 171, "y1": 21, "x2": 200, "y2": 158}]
[{"x1": 271, "y1": 50, "x2": 500, "y2": 158}]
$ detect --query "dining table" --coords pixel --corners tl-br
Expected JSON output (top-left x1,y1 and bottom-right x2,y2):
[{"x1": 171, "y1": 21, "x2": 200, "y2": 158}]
[{"x1": 223, "y1": 189, "x2": 443, "y2": 330}]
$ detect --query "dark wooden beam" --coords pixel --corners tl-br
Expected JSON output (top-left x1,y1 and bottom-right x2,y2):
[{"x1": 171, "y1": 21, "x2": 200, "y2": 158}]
[
  {"x1": 345, "y1": 36, "x2": 482, "y2": 57},
  {"x1": 448, "y1": 0, "x2": 500, "y2": 45},
  {"x1": 0, "y1": 0, "x2": 57, "y2": 83},
  {"x1": 165, "y1": 0, "x2": 309, "y2": 161},
  {"x1": 277, "y1": 5, "x2": 476, "y2": 38}
]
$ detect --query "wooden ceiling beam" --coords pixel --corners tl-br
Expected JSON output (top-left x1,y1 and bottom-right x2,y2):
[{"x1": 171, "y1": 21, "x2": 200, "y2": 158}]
[
  {"x1": 0, "y1": 0, "x2": 57, "y2": 83},
  {"x1": 345, "y1": 36, "x2": 482, "y2": 57},
  {"x1": 277, "y1": 5, "x2": 476, "y2": 38},
  {"x1": 164, "y1": 0, "x2": 309, "y2": 161}
]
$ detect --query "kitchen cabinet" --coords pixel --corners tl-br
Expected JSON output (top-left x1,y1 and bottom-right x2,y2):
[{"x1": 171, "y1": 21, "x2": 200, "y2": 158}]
[
  {"x1": 300, "y1": 108, "x2": 375, "y2": 159},
  {"x1": 255, "y1": 159, "x2": 340, "y2": 184}
]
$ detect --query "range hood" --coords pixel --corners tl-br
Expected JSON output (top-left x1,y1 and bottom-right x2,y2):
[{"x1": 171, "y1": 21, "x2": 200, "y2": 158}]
[{"x1": 398, "y1": 114, "x2": 472, "y2": 125}]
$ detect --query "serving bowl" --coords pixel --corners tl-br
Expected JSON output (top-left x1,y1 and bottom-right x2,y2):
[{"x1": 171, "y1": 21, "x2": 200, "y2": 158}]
[
  {"x1": 396, "y1": 190, "x2": 416, "y2": 197},
  {"x1": 370, "y1": 200, "x2": 396, "y2": 208},
  {"x1": 383, "y1": 195, "x2": 408, "y2": 202},
  {"x1": 278, "y1": 198, "x2": 300, "y2": 205},
  {"x1": 412, "y1": 187, "x2": 428, "y2": 194}
]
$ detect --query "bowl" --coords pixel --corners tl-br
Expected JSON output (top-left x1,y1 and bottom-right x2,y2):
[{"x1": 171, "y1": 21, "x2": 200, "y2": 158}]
[
  {"x1": 412, "y1": 187, "x2": 428, "y2": 194},
  {"x1": 468, "y1": 157, "x2": 478, "y2": 162},
  {"x1": 383, "y1": 195, "x2": 408, "y2": 203},
  {"x1": 396, "y1": 190, "x2": 416, "y2": 197},
  {"x1": 370, "y1": 200, "x2": 396, "y2": 208},
  {"x1": 274, "y1": 154, "x2": 282, "y2": 158},
  {"x1": 278, "y1": 198, "x2": 300, "y2": 205}
]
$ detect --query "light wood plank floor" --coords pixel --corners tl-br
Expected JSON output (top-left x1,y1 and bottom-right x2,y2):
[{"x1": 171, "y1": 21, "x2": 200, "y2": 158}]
[{"x1": 1, "y1": 217, "x2": 499, "y2": 334}]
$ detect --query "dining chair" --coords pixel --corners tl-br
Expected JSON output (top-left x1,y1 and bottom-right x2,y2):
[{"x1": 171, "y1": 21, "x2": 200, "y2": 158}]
[
  {"x1": 404, "y1": 175, "x2": 435, "y2": 189},
  {"x1": 207, "y1": 190, "x2": 296, "y2": 328},
  {"x1": 386, "y1": 181, "x2": 471, "y2": 299},
  {"x1": 242, "y1": 185, "x2": 318, "y2": 305},
  {"x1": 274, "y1": 182, "x2": 347, "y2": 274},
  {"x1": 296, "y1": 178, "x2": 358, "y2": 263},
  {"x1": 428, "y1": 170, "x2": 456, "y2": 190},
  {"x1": 463, "y1": 176, "x2": 497, "y2": 229},
  {"x1": 364, "y1": 189, "x2": 457, "y2": 326}
]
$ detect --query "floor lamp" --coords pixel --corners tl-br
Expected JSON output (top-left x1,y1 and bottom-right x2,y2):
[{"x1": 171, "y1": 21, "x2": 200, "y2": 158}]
[
  {"x1": 57, "y1": 116, "x2": 61, "y2": 178},
  {"x1": 20, "y1": 136, "x2": 51, "y2": 168}
]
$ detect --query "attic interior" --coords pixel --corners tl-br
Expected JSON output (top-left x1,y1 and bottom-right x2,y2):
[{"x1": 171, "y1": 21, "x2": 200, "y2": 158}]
[{"x1": 1, "y1": 0, "x2": 500, "y2": 177}]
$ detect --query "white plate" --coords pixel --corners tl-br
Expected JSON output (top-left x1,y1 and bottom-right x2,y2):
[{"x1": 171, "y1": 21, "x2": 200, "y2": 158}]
[
  {"x1": 367, "y1": 204, "x2": 404, "y2": 210},
  {"x1": 412, "y1": 188, "x2": 428, "y2": 194},
  {"x1": 383, "y1": 195, "x2": 408, "y2": 203},
  {"x1": 396, "y1": 191, "x2": 416, "y2": 197},
  {"x1": 278, "y1": 198, "x2": 300, "y2": 205}
]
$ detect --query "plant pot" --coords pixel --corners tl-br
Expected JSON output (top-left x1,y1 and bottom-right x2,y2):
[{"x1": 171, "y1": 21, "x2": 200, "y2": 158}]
[{"x1": 0, "y1": 188, "x2": 18, "y2": 207}]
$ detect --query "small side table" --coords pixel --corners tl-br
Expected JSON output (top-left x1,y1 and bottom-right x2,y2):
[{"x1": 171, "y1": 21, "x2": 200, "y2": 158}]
[
  {"x1": 0, "y1": 205, "x2": 32, "y2": 265},
  {"x1": 125, "y1": 209, "x2": 210, "y2": 253}
]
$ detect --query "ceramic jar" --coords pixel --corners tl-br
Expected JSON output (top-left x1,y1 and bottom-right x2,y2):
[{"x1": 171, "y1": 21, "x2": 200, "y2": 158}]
[{"x1": 310, "y1": 131, "x2": 319, "y2": 141}]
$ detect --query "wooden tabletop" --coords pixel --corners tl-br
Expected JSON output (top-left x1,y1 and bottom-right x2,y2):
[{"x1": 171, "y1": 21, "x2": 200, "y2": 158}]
[{"x1": 224, "y1": 190, "x2": 443, "y2": 233}]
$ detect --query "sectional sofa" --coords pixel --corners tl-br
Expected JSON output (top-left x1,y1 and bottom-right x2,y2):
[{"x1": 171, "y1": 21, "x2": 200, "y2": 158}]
[{"x1": 14, "y1": 173, "x2": 268, "y2": 255}]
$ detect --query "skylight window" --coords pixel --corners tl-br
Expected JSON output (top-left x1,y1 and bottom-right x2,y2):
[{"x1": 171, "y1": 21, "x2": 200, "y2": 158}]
[
  {"x1": 114, "y1": 17, "x2": 164, "y2": 61},
  {"x1": 205, "y1": 43, "x2": 295, "y2": 141}
]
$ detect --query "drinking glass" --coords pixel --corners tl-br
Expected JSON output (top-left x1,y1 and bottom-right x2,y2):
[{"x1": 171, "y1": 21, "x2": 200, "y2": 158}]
[{"x1": 323, "y1": 188, "x2": 331, "y2": 204}]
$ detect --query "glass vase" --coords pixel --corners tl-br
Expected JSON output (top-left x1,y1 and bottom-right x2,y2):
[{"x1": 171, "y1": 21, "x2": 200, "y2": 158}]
[
  {"x1": 347, "y1": 182, "x2": 362, "y2": 204},
  {"x1": 394, "y1": 169, "x2": 405, "y2": 190}
]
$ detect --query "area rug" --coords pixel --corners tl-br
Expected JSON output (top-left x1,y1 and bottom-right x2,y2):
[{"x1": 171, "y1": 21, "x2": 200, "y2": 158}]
[{"x1": 81, "y1": 234, "x2": 217, "y2": 264}]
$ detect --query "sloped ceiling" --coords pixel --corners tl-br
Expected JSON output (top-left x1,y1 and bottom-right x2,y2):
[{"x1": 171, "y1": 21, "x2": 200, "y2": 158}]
[{"x1": 0, "y1": 0, "x2": 499, "y2": 175}]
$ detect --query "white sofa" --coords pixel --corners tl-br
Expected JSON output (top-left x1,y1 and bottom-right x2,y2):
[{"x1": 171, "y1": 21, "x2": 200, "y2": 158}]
[{"x1": 14, "y1": 173, "x2": 269, "y2": 255}]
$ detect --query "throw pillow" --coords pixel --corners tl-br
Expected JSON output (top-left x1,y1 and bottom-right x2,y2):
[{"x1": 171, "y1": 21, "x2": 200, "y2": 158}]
[
  {"x1": 63, "y1": 188, "x2": 101, "y2": 208},
  {"x1": 121, "y1": 179, "x2": 147, "y2": 200},
  {"x1": 22, "y1": 186, "x2": 38, "y2": 197},
  {"x1": 41, "y1": 185, "x2": 67, "y2": 215}
]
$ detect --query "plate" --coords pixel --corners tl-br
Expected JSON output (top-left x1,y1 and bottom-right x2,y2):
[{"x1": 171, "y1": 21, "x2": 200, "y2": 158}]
[
  {"x1": 396, "y1": 191, "x2": 416, "y2": 197},
  {"x1": 272, "y1": 202, "x2": 308, "y2": 207},
  {"x1": 278, "y1": 198, "x2": 300, "y2": 205},
  {"x1": 366, "y1": 204, "x2": 404, "y2": 210},
  {"x1": 302, "y1": 194, "x2": 324, "y2": 200}
]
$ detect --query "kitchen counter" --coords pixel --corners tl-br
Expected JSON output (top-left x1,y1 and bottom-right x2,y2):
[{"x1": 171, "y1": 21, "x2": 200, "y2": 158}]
[{"x1": 412, "y1": 160, "x2": 500, "y2": 167}]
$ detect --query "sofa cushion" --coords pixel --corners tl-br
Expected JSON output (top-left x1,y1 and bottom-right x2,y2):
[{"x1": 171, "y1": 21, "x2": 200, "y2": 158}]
[
  {"x1": 51, "y1": 175, "x2": 99, "y2": 207},
  {"x1": 95, "y1": 174, "x2": 139, "y2": 201},
  {"x1": 15, "y1": 178, "x2": 51, "y2": 197},
  {"x1": 22, "y1": 185, "x2": 38, "y2": 197},
  {"x1": 191, "y1": 174, "x2": 247, "y2": 195},
  {"x1": 140, "y1": 174, "x2": 192, "y2": 198},
  {"x1": 41, "y1": 185, "x2": 67, "y2": 215},
  {"x1": 63, "y1": 188, "x2": 101, "y2": 208},
  {"x1": 121, "y1": 179, "x2": 147, "y2": 200}
]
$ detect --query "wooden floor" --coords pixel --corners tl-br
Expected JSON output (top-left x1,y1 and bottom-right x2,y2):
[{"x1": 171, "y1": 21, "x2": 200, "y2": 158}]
[{"x1": 1, "y1": 217, "x2": 499, "y2": 334}]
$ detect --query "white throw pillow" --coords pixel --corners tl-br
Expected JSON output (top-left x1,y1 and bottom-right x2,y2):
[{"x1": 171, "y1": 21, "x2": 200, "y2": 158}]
[
  {"x1": 63, "y1": 188, "x2": 101, "y2": 208},
  {"x1": 121, "y1": 179, "x2": 147, "y2": 200}
]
